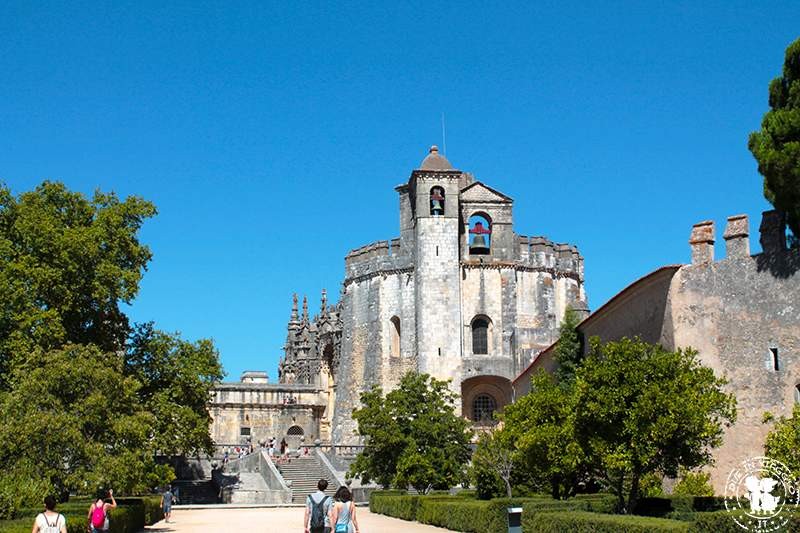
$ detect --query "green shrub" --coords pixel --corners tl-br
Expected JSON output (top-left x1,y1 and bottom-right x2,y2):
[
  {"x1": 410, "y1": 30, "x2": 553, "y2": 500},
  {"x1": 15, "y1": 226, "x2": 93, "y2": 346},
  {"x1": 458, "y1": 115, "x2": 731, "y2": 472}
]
[
  {"x1": 528, "y1": 510, "x2": 690, "y2": 532},
  {"x1": 571, "y1": 493, "x2": 618, "y2": 513},
  {"x1": 673, "y1": 471, "x2": 714, "y2": 496},
  {"x1": 0, "y1": 497, "x2": 162, "y2": 533},
  {"x1": 633, "y1": 496, "x2": 727, "y2": 517},
  {"x1": 689, "y1": 509, "x2": 800, "y2": 532},
  {"x1": 369, "y1": 494, "x2": 421, "y2": 521},
  {"x1": 0, "y1": 471, "x2": 51, "y2": 519}
]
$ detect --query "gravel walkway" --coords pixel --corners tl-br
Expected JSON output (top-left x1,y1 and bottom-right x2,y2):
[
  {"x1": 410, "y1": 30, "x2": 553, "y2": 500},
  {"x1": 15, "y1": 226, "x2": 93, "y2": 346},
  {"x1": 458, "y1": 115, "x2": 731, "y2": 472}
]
[{"x1": 143, "y1": 507, "x2": 453, "y2": 532}]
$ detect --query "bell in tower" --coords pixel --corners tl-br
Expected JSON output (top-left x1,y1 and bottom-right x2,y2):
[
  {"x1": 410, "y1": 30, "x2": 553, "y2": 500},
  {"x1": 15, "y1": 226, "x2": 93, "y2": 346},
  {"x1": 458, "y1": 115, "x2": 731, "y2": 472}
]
[
  {"x1": 469, "y1": 220, "x2": 491, "y2": 255},
  {"x1": 430, "y1": 186, "x2": 445, "y2": 216}
]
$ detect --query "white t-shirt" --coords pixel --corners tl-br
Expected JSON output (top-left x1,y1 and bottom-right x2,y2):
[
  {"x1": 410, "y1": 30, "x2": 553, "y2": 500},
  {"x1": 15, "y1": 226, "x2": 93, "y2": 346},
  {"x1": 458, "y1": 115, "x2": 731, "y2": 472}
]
[{"x1": 36, "y1": 512, "x2": 65, "y2": 532}]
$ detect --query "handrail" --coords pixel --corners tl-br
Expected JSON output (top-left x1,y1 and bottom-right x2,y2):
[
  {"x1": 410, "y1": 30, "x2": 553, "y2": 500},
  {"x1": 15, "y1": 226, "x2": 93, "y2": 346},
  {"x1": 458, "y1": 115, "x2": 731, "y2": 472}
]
[{"x1": 315, "y1": 448, "x2": 347, "y2": 488}]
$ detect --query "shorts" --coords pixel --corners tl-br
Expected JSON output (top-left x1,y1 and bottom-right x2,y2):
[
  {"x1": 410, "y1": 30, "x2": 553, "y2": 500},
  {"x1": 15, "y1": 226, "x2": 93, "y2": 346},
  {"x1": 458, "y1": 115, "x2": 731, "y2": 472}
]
[
  {"x1": 163, "y1": 505, "x2": 171, "y2": 514},
  {"x1": 310, "y1": 527, "x2": 331, "y2": 533}
]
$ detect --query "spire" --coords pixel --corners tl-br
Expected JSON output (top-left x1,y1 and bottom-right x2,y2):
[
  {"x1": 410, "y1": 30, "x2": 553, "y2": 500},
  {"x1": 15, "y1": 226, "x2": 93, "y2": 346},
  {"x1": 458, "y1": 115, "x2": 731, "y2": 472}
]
[
  {"x1": 289, "y1": 293, "x2": 300, "y2": 330},
  {"x1": 320, "y1": 288, "x2": 328, "y2": 315},
  {"x1": 302, "y1": 295, "x2": 309, "y2": 323}
]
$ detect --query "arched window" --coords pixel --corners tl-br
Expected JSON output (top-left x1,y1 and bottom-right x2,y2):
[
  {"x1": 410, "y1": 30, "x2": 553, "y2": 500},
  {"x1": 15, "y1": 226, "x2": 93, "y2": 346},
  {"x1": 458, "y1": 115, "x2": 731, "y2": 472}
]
[
  {"x1": 472, "y1": 317, "x2": 489, "y2": 355},
  {"x1": 794, "y1": 385, "x2": 800, "y2": 404},
  {"x1": 390, "y1": 316, "x2": 401, "y2": 357},
  {"x1": 472, "y1": 394, "x2": 497, "y2": 423},
  {"x1": 287, "y1": 425, "x2": 304, "y2": 436},
  {"x1": 430, "y1": 187, "x2": 445, "y2": 216},
  {"x1": 469, "y1": 213, "x2": 491, "y2": 255}
]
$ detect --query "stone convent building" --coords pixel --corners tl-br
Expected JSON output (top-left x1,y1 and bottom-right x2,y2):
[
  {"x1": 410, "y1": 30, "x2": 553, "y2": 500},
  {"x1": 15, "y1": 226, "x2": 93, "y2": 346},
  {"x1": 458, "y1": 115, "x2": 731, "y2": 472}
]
[{"x1": 210, "y1": 146, "x2": 587, "y2": 446}]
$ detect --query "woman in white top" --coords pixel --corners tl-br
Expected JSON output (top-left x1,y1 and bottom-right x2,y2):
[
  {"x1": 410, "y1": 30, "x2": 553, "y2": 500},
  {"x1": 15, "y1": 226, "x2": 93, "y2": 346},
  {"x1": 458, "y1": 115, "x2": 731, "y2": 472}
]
[
  {"x1": 31, "y1": 496, "x2": 67, "y2": 533},
  {"x1": 329, "y1": 486, "x2": 360, "y2": 533}
]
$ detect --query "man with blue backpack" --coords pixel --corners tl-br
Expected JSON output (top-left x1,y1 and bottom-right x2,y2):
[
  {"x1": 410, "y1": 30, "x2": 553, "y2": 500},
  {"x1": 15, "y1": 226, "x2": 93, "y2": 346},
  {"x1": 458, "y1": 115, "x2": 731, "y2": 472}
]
[{"x1": 303, "y1": 479, "x2": 332, "y2": 533}]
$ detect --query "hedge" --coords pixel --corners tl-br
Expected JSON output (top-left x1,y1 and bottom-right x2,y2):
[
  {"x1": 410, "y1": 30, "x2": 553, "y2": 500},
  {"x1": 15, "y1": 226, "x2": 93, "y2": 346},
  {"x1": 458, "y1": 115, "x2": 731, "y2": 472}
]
[
  {"x1": 633, "y1": 496, "x2": 727, "y2": 518},
  {"x1": 529, "y1": 511, "x2": 691, "y2": 532},
  {"x1": 570, "y1": 493, "x2": 618, "y2": 514},
  {"x1": 690, "y1": 509, "x2": 800, "y2": 532},
  {"x1": 371, "y1": 494, "x2": 582, "y2": 533},
  {"x1": 0, "y1": 496, "x2": 162, "y2": 533}
]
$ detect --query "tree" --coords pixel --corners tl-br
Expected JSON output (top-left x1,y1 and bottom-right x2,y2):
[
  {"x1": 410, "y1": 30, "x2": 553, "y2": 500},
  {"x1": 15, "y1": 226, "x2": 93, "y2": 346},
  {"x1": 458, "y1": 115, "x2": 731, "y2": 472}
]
[
  {"x1": 763, "y1": 404, "x2": 800, "y2": 481},
  {"x1": 0, "y1": 344, "x2": 174, "y2": 497},
  {"x1": 0, "y1": 181, "x2": 222, "y2": 510},
  {"x1": 502, "y1": 371, "x2": 584, "y2": 499},
  {"x1": 349, "y1": 372, "x2": 473, "y2": 492},
  {"x1": 126, "y1": 323, "x2": 224, "y2": 458},
  {"x1": 471, "y1": 430, "x2": 515, "y2": 498},
  {"x1": 573, "y1": 337, "x2": 736, "y2": 512},
  {"x1": 554, "y1": 306, "x2": 582, "y2": 382},
  {"x1": 749, "y1": 37, "x2": 800, "y2": 243},
  {"x1": 0, "y1": 181, "x2": 156, "y2": 387}
]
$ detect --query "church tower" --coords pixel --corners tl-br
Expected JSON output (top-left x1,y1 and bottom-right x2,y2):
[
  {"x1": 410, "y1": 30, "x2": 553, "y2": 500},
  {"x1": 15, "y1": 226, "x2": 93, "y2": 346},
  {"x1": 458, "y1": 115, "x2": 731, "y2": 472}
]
[{"x1": 411, "y1": 146, "x2": 464, "y2": 393}]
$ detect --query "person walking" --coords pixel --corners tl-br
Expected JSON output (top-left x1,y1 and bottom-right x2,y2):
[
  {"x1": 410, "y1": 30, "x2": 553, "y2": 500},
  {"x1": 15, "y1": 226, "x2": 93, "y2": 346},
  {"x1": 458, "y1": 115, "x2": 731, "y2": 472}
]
[
  {"x1": 32, "y1": 496, "x2": 66, "y2": 533},
  {"x1": 330, "y1": 486, "x2": 359, "y2": 533},
  {"x1": 87, "y1": 489, "x2": 116, "y2": 533},
  {"x1": 161, "y1": 486, "x2": 174, "y2": 523},
  {"x1": 303, "y1": 479, "x2": 332, "y2": 533},
  {"x1": 280, "y1": 437, "x2": 287, "y2": 456}
]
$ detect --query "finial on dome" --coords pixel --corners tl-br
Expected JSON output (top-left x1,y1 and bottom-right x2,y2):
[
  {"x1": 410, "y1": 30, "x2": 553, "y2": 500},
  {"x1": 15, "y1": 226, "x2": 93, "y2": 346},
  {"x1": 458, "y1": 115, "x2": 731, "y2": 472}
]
[{"x1": 419, "y1": 144, "x2": 453, "y2": 170}]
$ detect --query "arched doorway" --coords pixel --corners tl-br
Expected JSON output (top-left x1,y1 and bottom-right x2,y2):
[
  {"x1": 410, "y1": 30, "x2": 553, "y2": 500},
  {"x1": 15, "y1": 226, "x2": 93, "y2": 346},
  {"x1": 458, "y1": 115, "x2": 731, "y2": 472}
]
[{"x1": 285, "y1": 425, "x2": 304, "y2": 451}]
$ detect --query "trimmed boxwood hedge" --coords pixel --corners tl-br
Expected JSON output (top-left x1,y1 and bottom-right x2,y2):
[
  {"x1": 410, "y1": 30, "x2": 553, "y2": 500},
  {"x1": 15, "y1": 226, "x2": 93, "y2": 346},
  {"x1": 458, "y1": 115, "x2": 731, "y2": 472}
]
[
  {"x1": 529, "y1": 510, "x2": 691, "y2": 532},
  {"x1": 371, "y1": 493, "x2": 586, "y2": 533},
  {"x1": 690, "y1": 509, "x2": 800, "y2": 532},
  {"x1": 633, "y1": 496, "x2": 727, "y2": 518},
  {"x1": 0, "y1": 496, "x2": 162, "y2": 533}
]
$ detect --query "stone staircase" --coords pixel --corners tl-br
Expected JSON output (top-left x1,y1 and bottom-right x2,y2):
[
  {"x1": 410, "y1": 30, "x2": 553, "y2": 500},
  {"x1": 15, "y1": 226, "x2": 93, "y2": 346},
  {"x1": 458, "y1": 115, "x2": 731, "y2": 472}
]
[
  {"x1": 171, "y1": 479, "x2": 220, "y2": 504},
  {"x1": 276, "y1": 455, "x2": 341, "y2": 504}
]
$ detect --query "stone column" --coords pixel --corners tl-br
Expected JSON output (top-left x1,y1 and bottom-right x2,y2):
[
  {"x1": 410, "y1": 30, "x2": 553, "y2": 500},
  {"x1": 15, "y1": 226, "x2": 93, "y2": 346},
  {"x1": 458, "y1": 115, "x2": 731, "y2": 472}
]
[
  {"x1": 723, "y1": 214, "x2": 750, "y2": 258},
  {"x1": 689, "y1": 220, "x2": 715, "y2": 264}
]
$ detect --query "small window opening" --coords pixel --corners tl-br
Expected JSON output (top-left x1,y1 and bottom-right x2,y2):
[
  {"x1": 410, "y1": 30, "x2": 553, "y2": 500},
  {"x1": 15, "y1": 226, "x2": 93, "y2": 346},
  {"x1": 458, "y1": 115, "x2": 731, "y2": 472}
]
[
  {"x1": 430, "y1": 187, "x2": 445, "y2": 216},
  {"x1": 438, "y1": 347, "x2": 441, "y2": 356},
  {"x1": 794, "y1": 384, "x2": 800, "y2": 404},
  {"x1": 472, "y1": 317, "x2": 489, "y2": 355},
  {"x1": 390, "y1": 316, "x2": 401, "y2": 357},
  {"x1": 771, "y1": 347, "x2": 780, "y2": 371},
  {"x1": 240, "y1": 427, "x2": 251, "y2": 436},
  {"x1": 436, "y1": 245, "x2": 439, "y2": 257}
]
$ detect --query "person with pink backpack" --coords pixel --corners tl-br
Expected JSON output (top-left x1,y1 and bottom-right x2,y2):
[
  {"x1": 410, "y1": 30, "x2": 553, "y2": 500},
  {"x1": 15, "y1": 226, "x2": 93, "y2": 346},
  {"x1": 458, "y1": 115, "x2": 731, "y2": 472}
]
[{"x1": 86, "y1": 489, "x2": 117, "y2": 533}]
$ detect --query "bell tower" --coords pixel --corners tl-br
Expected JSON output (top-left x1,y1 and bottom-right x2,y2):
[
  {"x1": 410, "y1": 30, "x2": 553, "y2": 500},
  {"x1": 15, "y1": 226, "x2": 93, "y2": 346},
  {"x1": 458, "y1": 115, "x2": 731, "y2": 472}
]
[{"x1": 412, "y1": 146, "x2": 463, "y2": 394}]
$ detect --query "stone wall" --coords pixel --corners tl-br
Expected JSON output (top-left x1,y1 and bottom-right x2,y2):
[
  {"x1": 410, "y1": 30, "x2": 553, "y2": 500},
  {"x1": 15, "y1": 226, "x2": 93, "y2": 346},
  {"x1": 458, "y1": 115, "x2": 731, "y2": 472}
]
[
  {"x1": 210, "y1": 383, "x2": 325, "y2": 446},
  {"x1": 669, "y1": 213, "x2": 800, "y2": 491}
]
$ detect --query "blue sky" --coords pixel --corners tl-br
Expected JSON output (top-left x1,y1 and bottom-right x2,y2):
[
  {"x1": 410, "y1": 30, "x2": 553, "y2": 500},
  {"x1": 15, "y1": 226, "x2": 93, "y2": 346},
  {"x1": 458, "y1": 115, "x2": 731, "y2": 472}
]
[{"x1": 1, "y1": 1, "x2": 798, "y2": 381}]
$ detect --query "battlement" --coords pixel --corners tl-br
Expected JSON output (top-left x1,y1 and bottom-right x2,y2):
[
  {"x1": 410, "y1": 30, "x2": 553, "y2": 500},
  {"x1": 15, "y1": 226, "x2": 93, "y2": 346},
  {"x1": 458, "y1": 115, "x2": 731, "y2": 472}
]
[
  {"x1": 517, "y1": 235, "x2": 584, "y2": 278},
  {"x1": 344, "y1": 238, "x2": 410, "y2": 279},
  {"x1": 688, "y1": 210, "x2": 788, "y2": 265}
]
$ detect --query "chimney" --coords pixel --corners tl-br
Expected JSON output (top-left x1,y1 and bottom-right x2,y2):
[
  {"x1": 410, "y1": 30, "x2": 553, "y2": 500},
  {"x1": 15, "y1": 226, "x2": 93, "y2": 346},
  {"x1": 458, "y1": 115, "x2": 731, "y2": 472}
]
[
  {"x1": 759, "y1": 210, "x2": 787, "y2": 254},
  {"x1": 723, "y1": 214, "x2": 750, "y2": 258},
  {"x1": 689, "y1": 220, "x2": 715, "y2": 264}
]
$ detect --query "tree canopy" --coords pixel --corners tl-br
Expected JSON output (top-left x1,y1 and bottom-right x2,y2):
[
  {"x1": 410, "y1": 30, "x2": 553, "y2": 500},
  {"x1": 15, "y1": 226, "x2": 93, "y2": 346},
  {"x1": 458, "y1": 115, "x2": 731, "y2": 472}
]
[
  {"x1": 573, "y1": 337, "x2": 736, "y2": 512},
  {"x1": 0, "y1": 181, "x2": 222, "y2": 512},
  {"x1": 501, "y1": 371, "x2": 584, "y2": 499},
  {"x1": 764, "y1": 404, "x2": 800, "y2": 482},
  {"x1": 749, "y1": 37, "x2": 800, "y2": 243},
  {"x1": 554, "y1": 306, "x2": 582, "y2": 382},
  {"x1": 349, "y1": 372, "x2": 472, "y2": 493}
]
